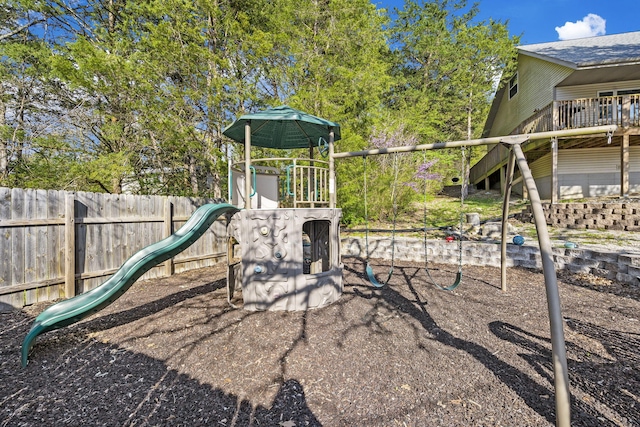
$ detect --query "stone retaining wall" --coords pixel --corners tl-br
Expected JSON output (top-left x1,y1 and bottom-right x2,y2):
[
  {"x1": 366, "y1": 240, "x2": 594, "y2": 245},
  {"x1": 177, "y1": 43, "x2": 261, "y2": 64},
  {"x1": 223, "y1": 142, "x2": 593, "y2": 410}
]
[
  {"x1": 517, "y1": 202, "x2": 640, "y2": 231},
  {"x1": 342, "y1": 237, "x2": 640, "y2": 286}
]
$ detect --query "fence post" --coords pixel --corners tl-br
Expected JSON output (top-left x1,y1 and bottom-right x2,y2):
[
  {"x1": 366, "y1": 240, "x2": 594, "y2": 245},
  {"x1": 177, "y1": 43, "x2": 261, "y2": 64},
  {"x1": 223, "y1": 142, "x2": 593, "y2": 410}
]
[
  {"x1": 64, "y1": 192, "x2": 76, "y2": 298},
  {"x1": 164, "y1": 197, "x2": 174, "y2": 276}
]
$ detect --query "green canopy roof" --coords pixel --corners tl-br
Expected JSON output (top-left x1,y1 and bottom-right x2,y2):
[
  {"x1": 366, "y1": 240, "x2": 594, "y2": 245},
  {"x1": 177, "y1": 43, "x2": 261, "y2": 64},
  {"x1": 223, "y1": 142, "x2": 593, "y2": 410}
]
[{"x1": 222, "y1": 105, "x2": 341, "y2": 149}]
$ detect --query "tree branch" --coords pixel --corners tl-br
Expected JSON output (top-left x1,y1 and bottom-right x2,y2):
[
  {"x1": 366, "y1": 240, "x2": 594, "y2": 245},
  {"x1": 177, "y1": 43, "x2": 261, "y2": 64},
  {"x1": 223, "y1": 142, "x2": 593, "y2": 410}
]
[{"x1": 0, "y1": 19, "x2": 45, "y2": 41}]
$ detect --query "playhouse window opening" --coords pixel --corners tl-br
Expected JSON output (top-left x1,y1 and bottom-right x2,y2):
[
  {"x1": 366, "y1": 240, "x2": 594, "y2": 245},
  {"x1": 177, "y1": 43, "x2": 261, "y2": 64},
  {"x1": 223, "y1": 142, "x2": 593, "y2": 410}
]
[{"x1": 302, "y1": 220, "x2": 330, "y2": 274}]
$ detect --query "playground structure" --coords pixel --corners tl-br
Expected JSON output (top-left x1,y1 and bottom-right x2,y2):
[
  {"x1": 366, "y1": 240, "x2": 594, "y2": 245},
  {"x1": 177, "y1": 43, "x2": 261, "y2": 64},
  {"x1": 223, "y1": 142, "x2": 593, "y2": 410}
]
[
  {"x1": 18, "y1": 104, "x2": 619, "y2": 427},
  {"x1": 222, "y1": 106, "x2": 344, "y2": 311},
  {"x1": 20, "y1": 106, "x2": 345, "y2": 365}
]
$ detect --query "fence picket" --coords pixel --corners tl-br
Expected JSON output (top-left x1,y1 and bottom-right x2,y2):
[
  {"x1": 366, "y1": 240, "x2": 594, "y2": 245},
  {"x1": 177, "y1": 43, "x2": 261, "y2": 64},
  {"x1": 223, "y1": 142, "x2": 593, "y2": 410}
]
[
  {"x1": 0, "y1": 188, "x2": 13, "y2": 309},
  {"x1": 48, "y1": 189, "x2": 63, "y2": 301}
]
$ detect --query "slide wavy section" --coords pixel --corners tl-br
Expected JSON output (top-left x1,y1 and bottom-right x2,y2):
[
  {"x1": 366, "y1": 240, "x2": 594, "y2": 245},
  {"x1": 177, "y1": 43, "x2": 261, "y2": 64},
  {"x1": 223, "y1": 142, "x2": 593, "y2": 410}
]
[{"x1": 21, "y1": 203, "x2": 239, "y2": 367}]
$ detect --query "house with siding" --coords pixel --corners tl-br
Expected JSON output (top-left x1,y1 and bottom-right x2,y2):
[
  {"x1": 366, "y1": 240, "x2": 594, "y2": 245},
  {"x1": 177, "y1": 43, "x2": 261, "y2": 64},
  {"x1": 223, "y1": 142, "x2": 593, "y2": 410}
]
[{"x1": 470, "y1": 31, "x2": 640, "y2": 202}]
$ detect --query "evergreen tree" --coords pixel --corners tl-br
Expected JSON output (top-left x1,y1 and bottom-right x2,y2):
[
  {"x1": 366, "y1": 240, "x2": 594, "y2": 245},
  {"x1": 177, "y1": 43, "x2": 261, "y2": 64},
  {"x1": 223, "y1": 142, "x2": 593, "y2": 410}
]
[{"x1": 385, "y1": 0, "x2": 518, "y2": 198}]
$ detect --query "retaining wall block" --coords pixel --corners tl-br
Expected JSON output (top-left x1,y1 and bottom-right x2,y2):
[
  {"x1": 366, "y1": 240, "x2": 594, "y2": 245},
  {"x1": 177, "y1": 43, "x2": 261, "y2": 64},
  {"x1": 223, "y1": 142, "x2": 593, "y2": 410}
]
[
  {"x1": 440, "y1": 255, "x2": 460, "y2": 265},
  {"x1": 619, "y1": 254, "x2": 640, "y2": 267},
  {"x1": 573, "y1": 258, "x2": 603, "y2": 268},
  {"x1": 595, "y1": 252, "x2": 622, "y2": 263},
  {"x1": 607, "y1": 203, "x2": 624, "y2": 210},
  {"x1": 612, "y1": 208, "x2": 633, "y2": 215},
  {"x1": 573, "y1": 209, "x2": 592, "y2": 215},
  {"x1": 517, "y1": 259, "x2": 542, "y2": 269},
  {"x1": 616, "y1": 272, "x2": 636, "y2": 284},
  {"x1": 599, "y1": 262, "x2": 620, "y2": 274},
  {"x1": 626, "y1": 265, "x2": 640, "y2": 277},
  {"x1": 567, "y1": 264, "x2": 592, "y2": 274},
  {"x1": 582, "y1": 213, "x2": 601, "y2": 221},
  {"x1": 605, "y1": 224, "x2": 625, "y2": 231},
  {"x1": 564, "y1": 248, "x2": 590, "y2": 258},
  {"x1": 592, "y1": 208, "x2": 613, "y2": 215},
  {"x1": 553, "y1": 259, "x2": 569, "y2": 270},
  {"x1": 605, "y1": 261, "x2": 627, "y2": 274}
]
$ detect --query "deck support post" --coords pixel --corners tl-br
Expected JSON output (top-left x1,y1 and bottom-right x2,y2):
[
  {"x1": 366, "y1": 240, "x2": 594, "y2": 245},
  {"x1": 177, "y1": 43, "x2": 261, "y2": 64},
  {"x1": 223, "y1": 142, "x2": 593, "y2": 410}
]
[
  {"x1": 551, "y1": 137, "x2": 558, "y2": 203},
  {"x1": 621, "y1": 134, "x2": 629, "y2": 198}
]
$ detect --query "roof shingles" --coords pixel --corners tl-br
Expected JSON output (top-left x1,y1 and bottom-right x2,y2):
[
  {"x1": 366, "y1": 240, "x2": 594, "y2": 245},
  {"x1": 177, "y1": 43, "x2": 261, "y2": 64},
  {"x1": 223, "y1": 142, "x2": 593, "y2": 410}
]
[{"x1": 518, "y1": 31, "x2": 640, "y2": 68}]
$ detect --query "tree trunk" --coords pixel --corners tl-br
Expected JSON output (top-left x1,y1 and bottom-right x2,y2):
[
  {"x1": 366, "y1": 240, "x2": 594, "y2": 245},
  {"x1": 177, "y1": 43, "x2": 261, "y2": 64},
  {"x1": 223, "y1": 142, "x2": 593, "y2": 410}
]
[
  {"x1": 189, "y1": 155, "x2": 199, "y2": 195},
  {"x1": 211, "y1": 170, "x2": 221, "y2": 199},
  {"x1": 108, "y1": 0, "x2": 116, "y2": 33},
  {"x1": 462, "y1": 101, "x2": 472, "y2": 200}
]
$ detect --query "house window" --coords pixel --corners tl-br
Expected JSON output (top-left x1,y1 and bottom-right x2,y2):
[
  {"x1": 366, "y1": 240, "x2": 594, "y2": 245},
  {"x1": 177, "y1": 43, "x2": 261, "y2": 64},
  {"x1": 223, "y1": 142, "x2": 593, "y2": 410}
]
[
  {"x1": 508, "y1": 73, "x2": 518, "y2": 99},
  {"x1": 617, "y1": 89, "x2": 640, "y2": 96}
]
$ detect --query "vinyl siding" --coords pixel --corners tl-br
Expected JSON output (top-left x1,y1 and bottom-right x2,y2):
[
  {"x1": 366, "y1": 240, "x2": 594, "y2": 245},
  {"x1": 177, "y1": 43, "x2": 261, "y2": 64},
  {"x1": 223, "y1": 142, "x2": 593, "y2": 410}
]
[
  {"x1": 558, "y1": 146, "x2": 640, "y2": 173},
  {"x1": 556, "y1": 80, "x2": 640, "y2": 100},
  {"x1": 490, "y1": 55, "x2": 572, "y2": 136},
  {"x1": 523, "y1": 147, "x2": 640, "y2": 199},
  {"x1": 530, "y1": 153, "x2": 552, "y2": 178},
  {"x1": 558, "y1": 147, "x2": 640, "y2": 199}
]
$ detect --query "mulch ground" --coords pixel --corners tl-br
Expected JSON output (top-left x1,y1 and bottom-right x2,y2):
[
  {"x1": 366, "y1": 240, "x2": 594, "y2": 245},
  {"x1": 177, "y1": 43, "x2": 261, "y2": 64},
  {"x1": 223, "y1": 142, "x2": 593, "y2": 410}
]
[{"x1": 1, "y1": 258, "x2": 639, "y2": 427}]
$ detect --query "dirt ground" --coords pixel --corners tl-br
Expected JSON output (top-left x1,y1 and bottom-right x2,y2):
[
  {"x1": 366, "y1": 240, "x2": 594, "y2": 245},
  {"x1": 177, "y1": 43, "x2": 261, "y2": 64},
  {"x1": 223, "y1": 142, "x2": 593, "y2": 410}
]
[{"x1": 1, "y1": 258, "x2": 639, "y2": 427}]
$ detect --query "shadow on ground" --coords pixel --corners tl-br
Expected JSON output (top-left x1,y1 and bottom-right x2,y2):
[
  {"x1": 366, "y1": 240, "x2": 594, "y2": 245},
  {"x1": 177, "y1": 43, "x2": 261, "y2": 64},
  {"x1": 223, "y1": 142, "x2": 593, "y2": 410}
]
[{"x1": 347, "y1": 258, "x2": 639, "y2": 427}]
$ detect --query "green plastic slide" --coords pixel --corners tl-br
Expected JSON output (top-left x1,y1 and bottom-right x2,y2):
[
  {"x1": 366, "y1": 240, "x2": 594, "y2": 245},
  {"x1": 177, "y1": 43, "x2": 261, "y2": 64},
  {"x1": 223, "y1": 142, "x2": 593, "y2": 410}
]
[{"x1": 21, "y1": 203, "x2": 239, "y2": 367}]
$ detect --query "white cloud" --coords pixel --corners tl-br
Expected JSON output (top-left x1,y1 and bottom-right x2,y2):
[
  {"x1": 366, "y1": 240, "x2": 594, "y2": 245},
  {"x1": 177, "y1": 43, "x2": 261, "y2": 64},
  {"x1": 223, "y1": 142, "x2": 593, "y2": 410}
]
[{"x1": 555, "y1": 14, "x2": 606, "y2": 40}]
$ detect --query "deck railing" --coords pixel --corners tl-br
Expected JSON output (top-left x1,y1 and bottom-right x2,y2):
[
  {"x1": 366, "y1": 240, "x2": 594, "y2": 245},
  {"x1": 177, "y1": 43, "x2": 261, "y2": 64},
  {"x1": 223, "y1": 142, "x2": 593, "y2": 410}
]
[
  {"x1": 471, "y1": 95, "x2": 639, "y2": 185},
  {"x1": 516, "y1": 95, "x2": 640, "y2": 134}
]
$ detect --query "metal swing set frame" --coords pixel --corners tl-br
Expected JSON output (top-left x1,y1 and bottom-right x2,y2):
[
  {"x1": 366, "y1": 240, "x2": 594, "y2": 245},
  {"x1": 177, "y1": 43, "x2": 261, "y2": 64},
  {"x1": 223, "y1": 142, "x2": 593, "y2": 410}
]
[{"x1": 329, "y1": 124, "x2": 618, "y2": 427}]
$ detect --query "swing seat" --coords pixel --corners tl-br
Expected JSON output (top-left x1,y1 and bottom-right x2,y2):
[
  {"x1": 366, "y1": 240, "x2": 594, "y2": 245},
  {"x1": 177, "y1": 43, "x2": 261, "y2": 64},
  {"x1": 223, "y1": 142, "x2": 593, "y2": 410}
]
[
  {"x1": 430, "y1": 271, "x2": 462, "y2": 291},
  {"x1": 366, "y1": 263, "x2": 393, "y2": 288}
]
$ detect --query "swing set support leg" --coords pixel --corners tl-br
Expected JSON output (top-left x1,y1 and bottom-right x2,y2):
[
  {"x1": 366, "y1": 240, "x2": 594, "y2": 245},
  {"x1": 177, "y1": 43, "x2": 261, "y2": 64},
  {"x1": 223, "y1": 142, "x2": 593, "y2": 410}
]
[
  {"x1": 500, "y1": 149, "x2": 517, "y2": 292},
  {"x1": 511, "y1": 142, "x2": 571, "y2": 427}
]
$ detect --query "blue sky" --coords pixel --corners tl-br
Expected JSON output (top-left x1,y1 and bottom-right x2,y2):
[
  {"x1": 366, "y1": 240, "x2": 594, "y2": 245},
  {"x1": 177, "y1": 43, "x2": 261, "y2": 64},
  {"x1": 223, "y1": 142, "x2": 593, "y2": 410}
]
[{"x1": 373, "y1": 0, "x2": 640, "y2": 45}]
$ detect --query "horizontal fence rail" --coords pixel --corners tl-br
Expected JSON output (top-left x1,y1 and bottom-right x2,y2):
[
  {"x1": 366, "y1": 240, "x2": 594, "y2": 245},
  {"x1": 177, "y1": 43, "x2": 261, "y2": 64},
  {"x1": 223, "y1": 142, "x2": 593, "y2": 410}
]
[{"x1": 0, "y1": 188, "x2": 229, "y2": 310}]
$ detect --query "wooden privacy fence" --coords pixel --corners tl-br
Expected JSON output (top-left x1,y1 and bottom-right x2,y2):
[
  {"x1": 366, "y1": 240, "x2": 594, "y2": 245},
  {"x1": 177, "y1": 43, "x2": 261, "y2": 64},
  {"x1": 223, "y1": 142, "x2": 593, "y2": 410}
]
[{"x1": 0, "y1": 187, "x2": 229, "y2": 310}]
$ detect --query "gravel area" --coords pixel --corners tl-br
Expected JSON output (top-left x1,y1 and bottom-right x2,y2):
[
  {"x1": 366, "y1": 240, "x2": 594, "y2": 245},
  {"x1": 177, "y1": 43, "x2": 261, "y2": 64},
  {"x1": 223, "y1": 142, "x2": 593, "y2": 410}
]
[{"x1": 1, "y1": 258, "x2": 639, "y2": 426}]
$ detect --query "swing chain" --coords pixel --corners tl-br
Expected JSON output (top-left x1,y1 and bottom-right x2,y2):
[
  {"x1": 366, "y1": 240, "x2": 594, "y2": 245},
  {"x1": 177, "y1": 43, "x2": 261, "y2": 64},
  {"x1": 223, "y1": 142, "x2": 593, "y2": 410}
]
[
  {"x1": 363, "y1": 153, "x2": 398, "y2": 287},
  {"x1": 422, "y1": 148, "x2": 464, "y2": 291}
]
